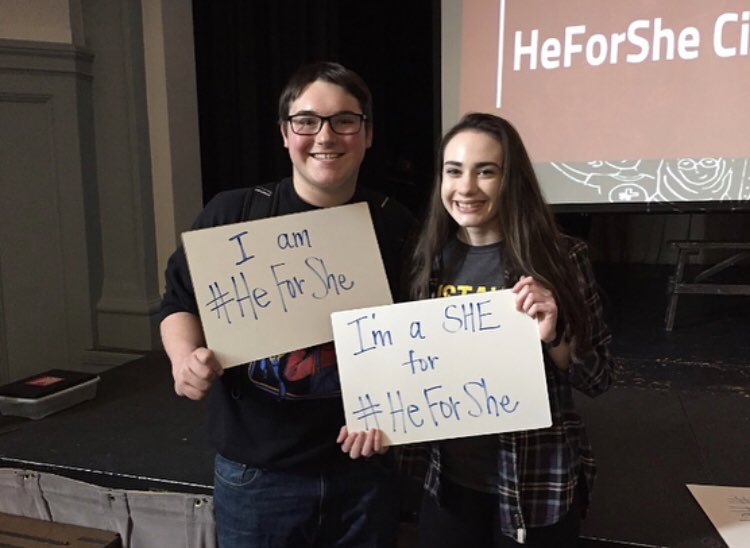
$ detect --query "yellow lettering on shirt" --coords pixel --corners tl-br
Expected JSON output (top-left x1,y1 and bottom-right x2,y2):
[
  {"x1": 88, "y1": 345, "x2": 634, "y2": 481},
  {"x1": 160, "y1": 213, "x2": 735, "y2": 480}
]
[{"x1": 436, "y1": 284, "x2": 499, "y2": 297}]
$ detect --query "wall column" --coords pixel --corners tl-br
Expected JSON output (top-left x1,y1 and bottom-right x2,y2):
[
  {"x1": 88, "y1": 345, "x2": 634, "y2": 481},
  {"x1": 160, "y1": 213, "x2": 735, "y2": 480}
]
[{"x1": 82, "y1": 0, "x2": 162, "y2": 349}]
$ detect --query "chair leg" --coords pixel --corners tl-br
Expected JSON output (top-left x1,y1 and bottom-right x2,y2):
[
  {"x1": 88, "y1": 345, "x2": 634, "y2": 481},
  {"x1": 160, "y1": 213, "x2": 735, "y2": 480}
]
[
  {"x1": 665, "y1": 292, "x2": 679, "y2": 331},
  {"x1": 665, "y1": 250, "x2": 688, "y2": 331}
]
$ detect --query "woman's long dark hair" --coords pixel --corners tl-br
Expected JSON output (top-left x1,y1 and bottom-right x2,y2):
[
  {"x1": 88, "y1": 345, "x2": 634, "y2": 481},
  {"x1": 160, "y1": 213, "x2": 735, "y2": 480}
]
[{"x1": 410, "y1": 113, "x2": 589, "y2": 349}]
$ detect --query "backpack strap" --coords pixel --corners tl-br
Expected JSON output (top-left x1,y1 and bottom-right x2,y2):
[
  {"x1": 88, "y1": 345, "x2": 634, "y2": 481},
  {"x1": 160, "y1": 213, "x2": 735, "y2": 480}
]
[
  {"x1": 365, "y1": 193, "x2": 393, "y2": 236},
  {"x1": 232, "y1": 182, "x2": 281, "y2": 397},
  {"x1": 240, "y1": 182, "x2": 280, "y2": 221}
]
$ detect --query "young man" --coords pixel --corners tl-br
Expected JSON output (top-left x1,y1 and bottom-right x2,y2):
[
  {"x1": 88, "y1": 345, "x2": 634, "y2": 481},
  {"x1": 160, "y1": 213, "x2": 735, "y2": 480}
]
[{"x1": 160, "y1": 62, "x2": 414, "y2": 547}]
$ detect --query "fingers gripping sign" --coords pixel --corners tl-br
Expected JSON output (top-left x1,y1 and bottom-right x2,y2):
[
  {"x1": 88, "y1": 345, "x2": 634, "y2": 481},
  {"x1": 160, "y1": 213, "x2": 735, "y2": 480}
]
[
  {"x1": 512, "y1": 275, "x2": 558, "y2": 344},
  {"x1": 173, "y1": 347, "x2": 224, "y2": 400},
  {"x1": 337, "y1": 426, "x2": 388, "y2": 459}
]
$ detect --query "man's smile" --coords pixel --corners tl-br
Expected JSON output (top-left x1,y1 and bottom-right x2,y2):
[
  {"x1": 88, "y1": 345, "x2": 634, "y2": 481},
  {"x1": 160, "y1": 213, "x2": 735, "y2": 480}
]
[{"x1": 310, "y1": 152, "x2": 344, "y2": 160}]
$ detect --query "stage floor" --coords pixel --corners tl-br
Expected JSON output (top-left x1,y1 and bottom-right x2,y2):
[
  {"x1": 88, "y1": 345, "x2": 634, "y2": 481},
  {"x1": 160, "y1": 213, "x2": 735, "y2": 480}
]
[{"x1": 578, "y1": 264, "x2": 750, "y2": 547}]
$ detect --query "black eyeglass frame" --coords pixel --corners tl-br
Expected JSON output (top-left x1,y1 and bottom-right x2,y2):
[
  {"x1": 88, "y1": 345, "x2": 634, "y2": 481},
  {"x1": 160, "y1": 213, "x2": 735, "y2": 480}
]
[{"x1": 285, "y1": 112, "x2": 368, "y2": 135}]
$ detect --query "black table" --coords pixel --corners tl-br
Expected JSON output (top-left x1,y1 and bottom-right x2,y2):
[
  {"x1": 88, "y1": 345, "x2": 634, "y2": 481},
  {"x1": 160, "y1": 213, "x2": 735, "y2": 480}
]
[{"x1": 0, "y1": 352, "x2": 213, "y2": 494}]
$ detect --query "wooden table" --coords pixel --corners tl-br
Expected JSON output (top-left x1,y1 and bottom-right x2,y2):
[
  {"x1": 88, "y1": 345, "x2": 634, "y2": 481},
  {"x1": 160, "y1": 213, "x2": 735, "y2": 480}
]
[{"x1": 665, "y1": 240, "x2": 750, "y2": 330}]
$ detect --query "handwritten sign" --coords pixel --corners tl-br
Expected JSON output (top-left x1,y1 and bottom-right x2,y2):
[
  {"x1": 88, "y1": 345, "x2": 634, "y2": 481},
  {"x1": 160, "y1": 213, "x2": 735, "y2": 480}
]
[
  {"x1": 687, "y1": 484, "x2": 750, "y2": 547},
  {"x1": 331, "y1": 290, "x2": 552, "y2": 445},
  {"x1": 182, "y1": 202, "x2": 392, "y2": 367}
]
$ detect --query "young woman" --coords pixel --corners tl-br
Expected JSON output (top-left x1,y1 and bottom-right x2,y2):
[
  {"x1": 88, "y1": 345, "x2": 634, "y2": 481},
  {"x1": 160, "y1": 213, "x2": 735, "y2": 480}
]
[{"x1": 408, "y1": 113, "x2": 614, "y2": 547}]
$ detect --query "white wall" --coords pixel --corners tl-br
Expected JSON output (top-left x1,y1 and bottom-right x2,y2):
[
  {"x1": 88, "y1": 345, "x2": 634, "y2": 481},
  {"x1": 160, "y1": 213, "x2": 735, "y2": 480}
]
[
  {"x1": 0, "y1": 0, "x2": 82, "y2": 44},
  {"x1": 0, "y1": 0, "x2": 202, "y2": 382},
  {"x1": 142, "y1": 0, "x2": 203, "y2": 284}
]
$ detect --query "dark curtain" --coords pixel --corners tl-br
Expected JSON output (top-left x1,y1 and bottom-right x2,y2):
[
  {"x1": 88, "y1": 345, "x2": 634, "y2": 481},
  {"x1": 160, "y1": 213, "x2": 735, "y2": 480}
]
[{"x1": 192, "y1": 0, "x2": 439, "y2": 215}]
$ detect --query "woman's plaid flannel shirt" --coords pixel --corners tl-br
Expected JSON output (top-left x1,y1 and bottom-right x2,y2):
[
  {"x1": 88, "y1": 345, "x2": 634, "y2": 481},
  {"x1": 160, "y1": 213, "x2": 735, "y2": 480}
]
[{"x1": 395, "y1": 237, "x2": 614, "y2": 543}]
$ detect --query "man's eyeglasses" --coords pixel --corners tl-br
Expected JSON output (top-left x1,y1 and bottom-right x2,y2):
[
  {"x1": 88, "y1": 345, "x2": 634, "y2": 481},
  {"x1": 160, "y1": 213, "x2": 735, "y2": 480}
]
[{"x1": 286, "y1": 113, "x2": 367, "y2": 135}]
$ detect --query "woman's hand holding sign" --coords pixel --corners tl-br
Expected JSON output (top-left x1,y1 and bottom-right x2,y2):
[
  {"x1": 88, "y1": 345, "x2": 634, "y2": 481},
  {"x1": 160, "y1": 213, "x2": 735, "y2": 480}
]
[
  {"x1": 512, "y1": 275, "x2": 571, "y2": 370},
  {"x1": 512, "y1": 275, "x2": 558, "y2": 343}
]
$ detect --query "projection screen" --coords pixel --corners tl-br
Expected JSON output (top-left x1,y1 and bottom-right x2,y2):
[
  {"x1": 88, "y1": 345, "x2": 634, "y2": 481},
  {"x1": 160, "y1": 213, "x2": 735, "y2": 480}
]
[{"x1": 441, "y1": 0, "x2": 750, "y2": 211}]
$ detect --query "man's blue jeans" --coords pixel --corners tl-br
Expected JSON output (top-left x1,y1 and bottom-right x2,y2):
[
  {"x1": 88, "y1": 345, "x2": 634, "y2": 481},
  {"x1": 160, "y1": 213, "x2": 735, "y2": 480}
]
[{"x1": 213, "y1": 453, "x2": 401, "y2": 547}]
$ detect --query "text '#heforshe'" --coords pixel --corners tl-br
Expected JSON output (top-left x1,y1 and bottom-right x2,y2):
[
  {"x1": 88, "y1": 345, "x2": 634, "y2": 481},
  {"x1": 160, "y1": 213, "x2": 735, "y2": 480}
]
[{"x1": 204, "y1": 228, "x2": 355, "y2": 324}]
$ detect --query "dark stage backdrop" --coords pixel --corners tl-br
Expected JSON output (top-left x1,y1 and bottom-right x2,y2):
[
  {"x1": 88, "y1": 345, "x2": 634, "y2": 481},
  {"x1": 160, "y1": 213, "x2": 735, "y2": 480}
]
[{"x1": 192, "y1": 0, "x2": 440, "y2": 216}]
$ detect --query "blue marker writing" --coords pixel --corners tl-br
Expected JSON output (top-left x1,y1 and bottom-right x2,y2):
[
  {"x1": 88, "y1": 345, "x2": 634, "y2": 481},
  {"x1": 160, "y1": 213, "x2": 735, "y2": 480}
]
[
  {"x1": 443, "y1": 299, "x2": 500, "y2": 333},
  {"x1": 347, "y1": 313, "x2": 393, "y2": 356},
  {"x1": 228, "y1": 231, "x2": 254, "y2": 266}
]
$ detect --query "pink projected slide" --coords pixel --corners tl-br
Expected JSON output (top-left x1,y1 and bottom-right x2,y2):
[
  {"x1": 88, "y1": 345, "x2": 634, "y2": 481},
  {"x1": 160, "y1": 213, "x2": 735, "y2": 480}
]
[{"x1": 456, "y1": 0, "x2": 750, "y2": 206}]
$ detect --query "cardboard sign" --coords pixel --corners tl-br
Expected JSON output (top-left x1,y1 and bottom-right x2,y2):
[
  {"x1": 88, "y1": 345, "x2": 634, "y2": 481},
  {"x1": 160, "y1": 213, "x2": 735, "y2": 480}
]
[
  {"x1": 331, "y1": 290, "x2": 552, "y2": 445},
  {"x1": 182, "y1": 202, "x2": 392, "y2": 367},
  {"x1": 687, "y1": 484, "x2": 750, "y2": 547}
]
